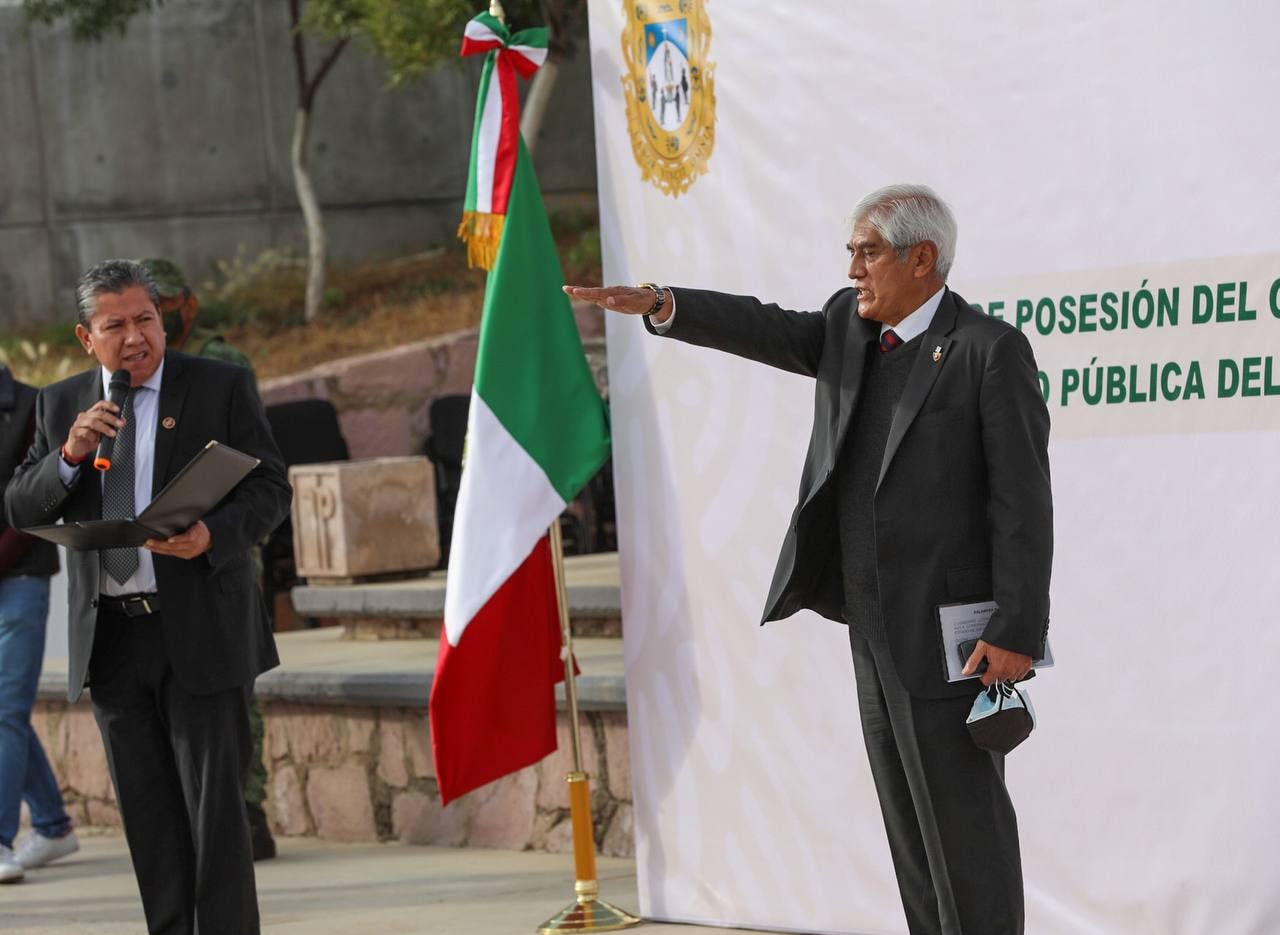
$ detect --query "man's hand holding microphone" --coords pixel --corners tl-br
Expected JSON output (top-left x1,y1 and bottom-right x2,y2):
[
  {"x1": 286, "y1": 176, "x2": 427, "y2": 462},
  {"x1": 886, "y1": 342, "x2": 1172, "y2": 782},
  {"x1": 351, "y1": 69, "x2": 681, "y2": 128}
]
[{"x1": 61, "y1": 367, "x2": 211, "y2": 560}]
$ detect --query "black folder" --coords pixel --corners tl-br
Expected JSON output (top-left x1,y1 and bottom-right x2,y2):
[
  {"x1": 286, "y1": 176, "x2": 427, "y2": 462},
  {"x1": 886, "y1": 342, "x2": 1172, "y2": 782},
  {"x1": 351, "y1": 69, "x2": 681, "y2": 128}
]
[{"x1": 24, "y1": 441, "x2": 261, "y2": 550}]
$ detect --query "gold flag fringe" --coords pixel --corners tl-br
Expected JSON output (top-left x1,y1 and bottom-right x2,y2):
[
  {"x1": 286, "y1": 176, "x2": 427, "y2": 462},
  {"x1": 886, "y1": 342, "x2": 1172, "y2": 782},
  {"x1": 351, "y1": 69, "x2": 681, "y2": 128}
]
[{"x1": 457, "y1": 211, "x2": 505, "y2": 270}]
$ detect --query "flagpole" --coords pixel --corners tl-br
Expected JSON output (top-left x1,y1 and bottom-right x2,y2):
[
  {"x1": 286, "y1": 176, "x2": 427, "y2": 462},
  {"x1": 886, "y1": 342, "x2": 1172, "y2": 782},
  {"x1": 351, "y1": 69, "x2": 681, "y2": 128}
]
[
  {"x1": 537, "y1": 519, "x2": 640, "y2": 934},
  {"x1": 470, "y1": 3, "x2": 633, "y2": 929}
]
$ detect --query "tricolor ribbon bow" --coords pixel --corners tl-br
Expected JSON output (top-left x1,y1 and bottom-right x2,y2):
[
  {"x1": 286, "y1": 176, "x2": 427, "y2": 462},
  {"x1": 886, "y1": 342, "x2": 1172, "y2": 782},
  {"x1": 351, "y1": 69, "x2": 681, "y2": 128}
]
[{"x1": 457, "y1": 13, "x2": 549, "y2": 270}]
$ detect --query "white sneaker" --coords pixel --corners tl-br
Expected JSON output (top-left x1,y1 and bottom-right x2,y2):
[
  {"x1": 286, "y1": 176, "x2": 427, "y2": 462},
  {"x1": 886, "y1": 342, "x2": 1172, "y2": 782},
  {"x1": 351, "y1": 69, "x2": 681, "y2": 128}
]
[
  {"x1": 0, "y1": 844, "x2": 24, "y2": 883},
  {"x1": 14, "y1": 829, "x2": 80, "y2": 869}
]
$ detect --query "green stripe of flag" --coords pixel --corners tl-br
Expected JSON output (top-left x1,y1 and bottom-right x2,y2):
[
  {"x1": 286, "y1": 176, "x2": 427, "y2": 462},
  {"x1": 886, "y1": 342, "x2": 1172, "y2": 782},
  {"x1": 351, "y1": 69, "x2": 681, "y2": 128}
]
[
  {"x1": 462, "y1": 55, "x2": 495, "y2": 215},
  {"x1": 472, "y1": 141, "x2": 610, "y2": 501}
]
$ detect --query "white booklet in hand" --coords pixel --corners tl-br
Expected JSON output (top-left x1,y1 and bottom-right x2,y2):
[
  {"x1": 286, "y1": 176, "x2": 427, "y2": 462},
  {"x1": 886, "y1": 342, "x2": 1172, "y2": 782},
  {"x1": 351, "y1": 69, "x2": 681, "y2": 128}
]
[{"x1": 937, "y1": 600, "x2": 1055, "y2": 683}]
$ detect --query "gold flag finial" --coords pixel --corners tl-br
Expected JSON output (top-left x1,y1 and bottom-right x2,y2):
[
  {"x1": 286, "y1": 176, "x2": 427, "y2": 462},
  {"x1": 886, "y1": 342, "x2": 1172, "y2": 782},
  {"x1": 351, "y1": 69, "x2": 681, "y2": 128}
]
[{"x1": 489, "y1": 0, "x2": 506, "y2": 24}]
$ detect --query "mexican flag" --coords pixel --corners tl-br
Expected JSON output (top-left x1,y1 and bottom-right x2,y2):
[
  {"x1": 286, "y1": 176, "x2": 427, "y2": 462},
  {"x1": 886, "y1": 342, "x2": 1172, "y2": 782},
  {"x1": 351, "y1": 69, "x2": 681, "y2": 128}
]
[{"x1": 430, "y1": 13, "x2": 611, "y2": 806}]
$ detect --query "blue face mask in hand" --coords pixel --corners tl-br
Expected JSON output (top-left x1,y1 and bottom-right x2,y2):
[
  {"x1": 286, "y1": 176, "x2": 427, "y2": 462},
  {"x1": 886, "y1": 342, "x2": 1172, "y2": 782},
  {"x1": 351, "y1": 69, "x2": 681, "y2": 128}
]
[{"x1": 966, "y1": 682, "x2": 1036, "y2": 754}]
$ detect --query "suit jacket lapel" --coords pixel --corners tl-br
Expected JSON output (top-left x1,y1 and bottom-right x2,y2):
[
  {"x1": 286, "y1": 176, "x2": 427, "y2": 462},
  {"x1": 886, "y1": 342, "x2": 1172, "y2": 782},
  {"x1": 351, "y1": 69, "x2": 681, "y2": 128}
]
[
  {"x1": 153, "y1": 352, "x2": 190, "y2": 491},
  {"x1": 876, "y1": 290, "x2": 959, "y2": 491}
]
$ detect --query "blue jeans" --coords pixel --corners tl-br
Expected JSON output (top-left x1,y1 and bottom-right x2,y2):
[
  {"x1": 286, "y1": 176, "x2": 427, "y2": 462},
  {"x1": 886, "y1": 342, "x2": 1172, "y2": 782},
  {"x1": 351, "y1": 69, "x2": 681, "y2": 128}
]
[{"x1": 0, "y1": 576, "x2": 71, "y2": 849}]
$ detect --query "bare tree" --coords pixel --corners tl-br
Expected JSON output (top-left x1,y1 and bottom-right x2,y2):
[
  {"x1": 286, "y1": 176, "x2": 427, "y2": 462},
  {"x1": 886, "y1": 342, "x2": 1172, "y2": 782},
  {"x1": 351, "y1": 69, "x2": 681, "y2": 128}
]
[
  {"x1": 518, "y1": 0, "x2": 586, "y2": 158},
  {"x1": 24, "y1": 0, "x2": 585, "y2": 323},
  {"x1": 287, "y1": 0, "x2": 349, "y2": 322}
]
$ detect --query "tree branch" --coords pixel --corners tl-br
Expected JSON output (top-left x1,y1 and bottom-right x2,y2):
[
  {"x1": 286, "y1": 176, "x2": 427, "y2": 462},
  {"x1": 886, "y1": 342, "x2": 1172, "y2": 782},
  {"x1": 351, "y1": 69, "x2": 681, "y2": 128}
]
[
  {"x1": 306, "y1": 38, "x2": 350, "y2": 106},
  {"x1": 288, "y1": 0, "x2": 309, "y2": 107}
]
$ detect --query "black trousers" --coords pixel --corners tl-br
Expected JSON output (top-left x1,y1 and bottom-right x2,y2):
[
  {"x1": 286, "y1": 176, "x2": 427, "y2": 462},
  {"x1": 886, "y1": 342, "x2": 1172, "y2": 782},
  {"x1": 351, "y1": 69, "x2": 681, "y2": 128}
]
[
  {"x1": 848, "y1": 631, "x2": 1023, "y2": 935},
  {"x1": 89, "y1": 607, "x2": 259, "y2": 935}
]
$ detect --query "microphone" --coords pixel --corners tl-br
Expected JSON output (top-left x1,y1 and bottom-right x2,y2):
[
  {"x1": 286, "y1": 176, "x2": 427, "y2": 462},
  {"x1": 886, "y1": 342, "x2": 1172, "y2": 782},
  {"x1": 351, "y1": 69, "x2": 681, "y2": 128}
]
[{"x1": 94, "y1": 368, "x2": 132, "y2": 472}]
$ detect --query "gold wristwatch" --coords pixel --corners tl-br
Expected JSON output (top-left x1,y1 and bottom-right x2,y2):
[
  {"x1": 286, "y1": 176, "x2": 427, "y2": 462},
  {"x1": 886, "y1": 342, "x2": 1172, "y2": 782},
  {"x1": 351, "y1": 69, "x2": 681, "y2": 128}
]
[{"x1": 637, "y1": 282, "x2": 668, "y2": 316}]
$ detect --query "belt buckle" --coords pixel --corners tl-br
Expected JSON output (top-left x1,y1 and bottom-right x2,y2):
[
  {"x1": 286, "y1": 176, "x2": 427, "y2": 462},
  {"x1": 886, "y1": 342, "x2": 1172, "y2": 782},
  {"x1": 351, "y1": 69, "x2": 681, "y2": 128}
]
[{"x1": 123, "y1": 596, "x2": 153, "y2": 618}]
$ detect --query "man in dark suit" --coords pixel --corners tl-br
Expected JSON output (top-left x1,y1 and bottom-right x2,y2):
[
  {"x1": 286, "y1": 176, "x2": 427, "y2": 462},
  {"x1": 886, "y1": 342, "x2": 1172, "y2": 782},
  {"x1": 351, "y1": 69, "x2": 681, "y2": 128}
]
[
  {"x1": 4, "y1": 260, "x2": 291, "y2": 934},
  {"x1": 566, "y1": 184, "x2": 1052, "y2": 935}
]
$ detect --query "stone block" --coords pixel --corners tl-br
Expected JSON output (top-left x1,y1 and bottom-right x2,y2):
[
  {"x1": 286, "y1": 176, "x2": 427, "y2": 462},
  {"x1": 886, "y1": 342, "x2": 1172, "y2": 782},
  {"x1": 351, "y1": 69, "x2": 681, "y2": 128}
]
[
  {"x1": 342, "y1": 618, "x2": 437, "y2": 640},
  {"x1": 601, "y1": 803, "x2": 633, "y2": 858},
  {"x1": 335, "y1": 342, "x2": 441, "y2": 404},
  {"x1": 337, "y1": 408, "x2": 414, "y2": 461},
  {"x1": 86, "y1": 798, "x2": 123, "y2": 829},
  {"x1": 63, "y1": 709, "x2": 113, "y2": 801},
  {"x1": 602, "y1": 714, "x2": 631, "y2": 802},
  {"x1": 291, "y1": 457, "x2": 439, "y2": 579},
  {"x1": 28, "y1": 708, "x2": 53, "y2": 750},
  {"x1": 276, "y1": 708, "x2": 340, "y2": 764},
  {"x1": 436, "y1": 333, "x2": 479, "y2": 398},
  {"x1": 263, "y1": 702, "x2": 299, "y2": 763},
  {"x1": 540, "y1": 816, "x2": 575, "y2": 855},
  {"x1": 344, "y1": 709, "x2": 376, "y2": 755},
  {"x1": 537, "y1": 717, "x2": 601, "y2": 811},
  {"x1": 259, "y1": 375, "x2": 330, "y2": 408},
  {"x1": 391, "y1": 790, "x2": 466, "y2": 846},
  {"x1": 377, "y1": 719, "x2": 409, "y2": 789},
  {"x1": 468, "y1": 766, "x2": 537, "y2": 850},
  {"x1": 306, "y1": 764, "x2": 376, "y2": 842},
  {"x1": 404, "y1": 711, "x2": 434, "y2": 780},
  {"x1": 270, "y1": 764, "x2": 309, "y2": 836}
]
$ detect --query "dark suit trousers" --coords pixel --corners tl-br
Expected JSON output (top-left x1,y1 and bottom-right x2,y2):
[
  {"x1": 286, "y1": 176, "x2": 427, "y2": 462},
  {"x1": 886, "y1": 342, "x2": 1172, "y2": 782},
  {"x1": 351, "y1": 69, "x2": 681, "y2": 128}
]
[
  {"x1": 848, "y1": 632, "x2": 1023, "y2": 935},
  {"x1": 89, "y1": 607, "x2": 259, "y2": 935}
]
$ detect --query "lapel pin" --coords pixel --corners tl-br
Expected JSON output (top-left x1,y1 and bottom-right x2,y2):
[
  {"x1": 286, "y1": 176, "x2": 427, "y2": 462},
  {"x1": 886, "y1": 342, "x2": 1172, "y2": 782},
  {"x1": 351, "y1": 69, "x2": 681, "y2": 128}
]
[
  {"x1": 932, "y1": 345, "x2": 943, "y2": 363},
  {"x1": 162, "y1": 416, "x2": 176, "y2": 430}
]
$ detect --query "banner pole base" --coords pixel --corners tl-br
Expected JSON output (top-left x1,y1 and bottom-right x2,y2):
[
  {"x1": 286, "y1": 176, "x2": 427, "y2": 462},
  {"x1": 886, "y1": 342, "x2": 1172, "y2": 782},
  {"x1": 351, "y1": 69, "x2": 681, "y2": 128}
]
[{"x1": 536, "y1": 896, "x2": 641, "y2": 934}]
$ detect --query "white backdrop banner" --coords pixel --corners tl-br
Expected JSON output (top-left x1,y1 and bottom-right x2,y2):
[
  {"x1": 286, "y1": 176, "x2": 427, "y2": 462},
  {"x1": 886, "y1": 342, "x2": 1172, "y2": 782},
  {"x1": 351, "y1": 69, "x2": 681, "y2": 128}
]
[{"x1": 588, "y1": 2, "x2": 1280, "y2": 933}]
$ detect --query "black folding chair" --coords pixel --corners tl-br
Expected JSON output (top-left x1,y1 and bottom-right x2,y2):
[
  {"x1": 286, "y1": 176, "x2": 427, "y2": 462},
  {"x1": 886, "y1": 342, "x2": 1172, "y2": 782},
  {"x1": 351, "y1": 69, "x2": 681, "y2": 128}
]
[{"x1": 423, "y1": 395, "x2": 470, "y2": 568}]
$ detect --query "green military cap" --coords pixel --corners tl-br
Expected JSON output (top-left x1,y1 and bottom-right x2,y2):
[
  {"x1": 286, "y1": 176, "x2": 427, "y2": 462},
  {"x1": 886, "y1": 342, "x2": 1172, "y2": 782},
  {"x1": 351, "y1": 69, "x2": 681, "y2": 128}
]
[{"x1": 138, "y1": 258, "x2": 188, "y2": 298}]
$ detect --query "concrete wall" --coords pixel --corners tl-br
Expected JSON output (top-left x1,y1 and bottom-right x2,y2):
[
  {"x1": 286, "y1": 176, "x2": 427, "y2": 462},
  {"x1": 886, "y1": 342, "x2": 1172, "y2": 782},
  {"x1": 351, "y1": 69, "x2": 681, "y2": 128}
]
[{"x1": 0, "y1": 0, "x2": 598, "y2": 330}]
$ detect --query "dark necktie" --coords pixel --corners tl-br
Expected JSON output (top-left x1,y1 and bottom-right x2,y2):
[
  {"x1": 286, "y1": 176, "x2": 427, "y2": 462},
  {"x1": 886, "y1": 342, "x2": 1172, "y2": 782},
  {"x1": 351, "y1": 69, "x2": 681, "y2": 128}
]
[
  {"x1": 101, "y1": 388, "x2": 139, "y2": 585},
  {"x1": 880, "y1": 329, "x2": 903, "y2": 353}
]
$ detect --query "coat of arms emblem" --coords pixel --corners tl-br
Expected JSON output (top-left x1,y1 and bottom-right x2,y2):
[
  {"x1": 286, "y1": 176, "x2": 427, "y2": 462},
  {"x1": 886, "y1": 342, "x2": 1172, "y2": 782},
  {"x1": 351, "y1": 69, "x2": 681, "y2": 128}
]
[{"x1": 621, "y1": 1, "x2": 716, "y2": 197}]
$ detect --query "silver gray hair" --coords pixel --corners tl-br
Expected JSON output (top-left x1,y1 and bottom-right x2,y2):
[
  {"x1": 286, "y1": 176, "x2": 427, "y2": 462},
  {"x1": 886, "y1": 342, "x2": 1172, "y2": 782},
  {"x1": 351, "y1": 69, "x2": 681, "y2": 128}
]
[
  {"x1": 75, "y1": 259, "x2": 160, "y2": 327},
  {"x1": 851, "y1": 184, "x2": 958, "y2": 281}
]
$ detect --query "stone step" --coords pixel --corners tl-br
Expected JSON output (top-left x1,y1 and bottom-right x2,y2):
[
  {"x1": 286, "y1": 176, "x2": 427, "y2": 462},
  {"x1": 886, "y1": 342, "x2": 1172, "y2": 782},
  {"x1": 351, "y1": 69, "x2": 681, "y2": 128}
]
[{"x1": 291, "y1": 550, "x2": 622, "y2": 639}]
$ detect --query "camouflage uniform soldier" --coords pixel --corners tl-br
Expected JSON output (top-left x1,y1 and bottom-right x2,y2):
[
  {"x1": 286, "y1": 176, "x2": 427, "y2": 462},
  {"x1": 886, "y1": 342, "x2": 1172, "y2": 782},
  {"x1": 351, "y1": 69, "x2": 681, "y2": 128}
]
[{"x1": 141, "y1": 258, "x2": 277, "y2": 862}]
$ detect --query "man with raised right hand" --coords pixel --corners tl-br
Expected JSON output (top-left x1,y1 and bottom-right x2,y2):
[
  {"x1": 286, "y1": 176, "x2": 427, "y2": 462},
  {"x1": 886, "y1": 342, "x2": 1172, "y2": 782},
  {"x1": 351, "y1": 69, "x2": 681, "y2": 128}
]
[{"x1": 566, "y1": 184, "x2": 1053, "y2": 935}]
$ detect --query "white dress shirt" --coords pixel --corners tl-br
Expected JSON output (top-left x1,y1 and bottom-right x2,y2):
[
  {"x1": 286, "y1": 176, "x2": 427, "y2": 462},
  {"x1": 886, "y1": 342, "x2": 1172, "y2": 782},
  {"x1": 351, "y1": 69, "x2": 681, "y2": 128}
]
[
  {"x1": 58, "y1": 362, "x2": 164, "y2": 595},
  {"x1": 649, "y1": 285, "x2": 947, "y2": 340},
  {"x1": 883, "y1": 286, "x2": 945, "y2": 344}
]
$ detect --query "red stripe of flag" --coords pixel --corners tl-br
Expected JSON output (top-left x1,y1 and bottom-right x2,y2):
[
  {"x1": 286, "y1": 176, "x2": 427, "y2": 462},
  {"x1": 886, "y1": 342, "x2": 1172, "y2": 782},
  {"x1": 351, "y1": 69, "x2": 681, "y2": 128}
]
[
  {"x1": 430, "y1": 536, "x2": 566, "y2": 805},
  {"x1": 490, "y1": 53, "x2": 521, "y2": 216}
]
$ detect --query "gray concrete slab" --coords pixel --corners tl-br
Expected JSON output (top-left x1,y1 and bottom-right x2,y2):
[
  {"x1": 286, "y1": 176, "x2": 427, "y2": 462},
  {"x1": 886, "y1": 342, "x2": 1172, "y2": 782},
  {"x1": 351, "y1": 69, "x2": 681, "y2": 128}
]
[
  {"x1": 38, "y1": 627, "x2": 627, "y2": 711},
  {"x1": 0, "y1": 831, "x2": 778, "y2": 935},
  {"x1": 292, "y1": 551, "x2": 622, "y2": 619}
]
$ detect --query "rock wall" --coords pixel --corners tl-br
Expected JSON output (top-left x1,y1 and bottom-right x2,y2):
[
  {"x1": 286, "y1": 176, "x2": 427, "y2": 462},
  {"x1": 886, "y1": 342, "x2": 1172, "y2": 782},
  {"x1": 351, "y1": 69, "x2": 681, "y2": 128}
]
[
  {"x1": 30, "y1": 699, "x2": 634, "y2": 857},
  {"x1": 259, "y1": 304, "x2": 606, "y2": 460}
]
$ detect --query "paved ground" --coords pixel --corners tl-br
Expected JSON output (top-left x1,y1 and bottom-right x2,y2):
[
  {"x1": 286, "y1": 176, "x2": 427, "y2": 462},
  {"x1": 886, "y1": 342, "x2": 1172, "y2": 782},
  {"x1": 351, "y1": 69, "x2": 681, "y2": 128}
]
[{"x1": 1, "y1": 832, "x2": 775, "y2": 935}]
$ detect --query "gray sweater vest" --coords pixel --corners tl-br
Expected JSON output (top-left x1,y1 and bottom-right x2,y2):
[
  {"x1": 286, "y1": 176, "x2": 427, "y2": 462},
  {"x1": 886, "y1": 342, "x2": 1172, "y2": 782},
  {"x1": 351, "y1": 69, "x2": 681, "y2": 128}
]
[{"x1": 837, "y1": 334, "x2": 922, "y2": 640}]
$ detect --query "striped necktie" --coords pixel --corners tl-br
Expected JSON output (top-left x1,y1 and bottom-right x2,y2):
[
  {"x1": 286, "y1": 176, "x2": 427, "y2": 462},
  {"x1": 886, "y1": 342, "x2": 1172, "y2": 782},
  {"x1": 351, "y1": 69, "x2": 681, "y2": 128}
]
[
  {"x1": 879, "y1": 329, "x2": 904, "y2": 353},
  {"x1": 101, "y1": 388, "x2": 139, "y2": 585}
]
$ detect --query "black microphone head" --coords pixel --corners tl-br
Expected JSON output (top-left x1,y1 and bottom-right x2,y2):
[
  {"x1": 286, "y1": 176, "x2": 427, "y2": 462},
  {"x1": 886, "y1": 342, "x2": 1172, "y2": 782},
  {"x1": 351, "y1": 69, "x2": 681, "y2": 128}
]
[{"x1": 96, "y1": 368, "x2": 133, "y2": 471}]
